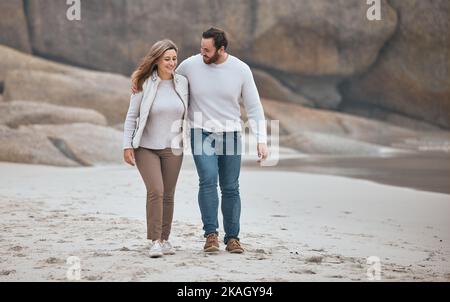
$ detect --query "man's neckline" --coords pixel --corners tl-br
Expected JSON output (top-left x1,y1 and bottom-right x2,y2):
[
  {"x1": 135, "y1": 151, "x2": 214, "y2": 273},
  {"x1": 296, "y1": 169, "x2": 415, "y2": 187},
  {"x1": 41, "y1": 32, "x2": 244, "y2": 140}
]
[{"x1": 211, "y1": 53, "x2": 230, "y2": 67}]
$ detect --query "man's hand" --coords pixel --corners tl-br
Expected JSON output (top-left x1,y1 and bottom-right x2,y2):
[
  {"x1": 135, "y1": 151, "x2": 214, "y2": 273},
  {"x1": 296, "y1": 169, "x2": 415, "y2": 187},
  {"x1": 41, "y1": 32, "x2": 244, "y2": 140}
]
[
  {"x1": 257, "y1": 143, "x2": 269, "y2": 163},
  {"x1": 123, "y1": 148, "x2": 136, "y2": 166},
  {"x1": 131, "y1": 83, "x2": 138, "y2": 94}
]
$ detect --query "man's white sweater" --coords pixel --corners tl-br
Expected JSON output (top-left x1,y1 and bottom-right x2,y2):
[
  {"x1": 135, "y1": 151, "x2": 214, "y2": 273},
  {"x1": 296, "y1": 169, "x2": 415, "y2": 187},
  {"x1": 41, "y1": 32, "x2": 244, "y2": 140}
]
[{"x1": 176, "y1": 54, "x2": 267, "y2": 143}]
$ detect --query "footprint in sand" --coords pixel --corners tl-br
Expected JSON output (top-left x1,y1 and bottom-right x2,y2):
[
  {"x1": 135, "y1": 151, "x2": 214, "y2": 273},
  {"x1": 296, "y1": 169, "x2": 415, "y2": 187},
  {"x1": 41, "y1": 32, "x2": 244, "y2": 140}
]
[
  {"x1": 290, "y1": 269, "x2": 316, "y2": 275},
  {"x1": 85, "y1": 275, "x2": 103, "y2": 281},
  {"x1": 0, "y1": 270, "x2": 16, "y2": 276},
  {"x1": 14, "y1": 253, "x2": 26, "y2": 258},
  {"x1": 327, "y1": 275, "x2": 344, "y2": 279},
  {"x1": 305, "y1": 256, "x2": 323, "y2": 264},
  {"x1": 92, "y1": 252, "x2": 113, "y2": 257},
  {"x1": 45, "y1": 257, "x2": 65, "y2": 264},
  {"x1": 9, "y1": 246, "x2": 24, "y2": 252},
  {"x1": 57, "y1": 240, "x2": 72, "y2": 243}
]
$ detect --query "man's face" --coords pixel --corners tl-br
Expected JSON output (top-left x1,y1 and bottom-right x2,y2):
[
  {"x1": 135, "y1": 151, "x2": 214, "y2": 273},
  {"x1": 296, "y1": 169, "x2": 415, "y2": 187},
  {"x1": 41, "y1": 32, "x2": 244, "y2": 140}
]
[{"x1": 200, "y1": 38, "x2": 221, "y2": 64}]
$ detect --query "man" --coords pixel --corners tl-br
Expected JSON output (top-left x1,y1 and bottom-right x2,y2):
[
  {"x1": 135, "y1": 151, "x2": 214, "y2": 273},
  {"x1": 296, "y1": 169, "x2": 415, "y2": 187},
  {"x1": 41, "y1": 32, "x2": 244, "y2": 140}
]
[{"x1": 175, "y1": 27, "x2": 268, "y2": 254}]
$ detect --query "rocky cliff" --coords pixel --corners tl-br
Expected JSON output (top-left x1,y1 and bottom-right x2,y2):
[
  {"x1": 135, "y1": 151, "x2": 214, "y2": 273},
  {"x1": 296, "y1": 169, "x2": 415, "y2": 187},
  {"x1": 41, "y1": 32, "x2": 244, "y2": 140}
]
[{"x1": 0, "y1": 0, "x2": 448, "y2": 128}]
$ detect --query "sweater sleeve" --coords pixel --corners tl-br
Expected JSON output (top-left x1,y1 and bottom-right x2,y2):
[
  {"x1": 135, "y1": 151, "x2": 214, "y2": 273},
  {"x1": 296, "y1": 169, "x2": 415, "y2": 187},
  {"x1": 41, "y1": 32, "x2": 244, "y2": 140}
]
[
  {"x1": 176, "y1": 58, "x2": 188, "y2": 77},
  {"x1": 241, "y1": 66, "x2": 267, "y2": 144},
  {"x1": 123, "y1": 91, "x2": 143, "y2": 149}
]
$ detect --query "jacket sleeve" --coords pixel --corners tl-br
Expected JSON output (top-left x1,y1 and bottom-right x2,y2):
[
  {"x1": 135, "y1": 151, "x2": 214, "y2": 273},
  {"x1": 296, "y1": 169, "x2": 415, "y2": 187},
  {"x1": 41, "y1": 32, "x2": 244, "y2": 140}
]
[{"x1": 123, "y1": 91, "x2": 144, "y2": 149}]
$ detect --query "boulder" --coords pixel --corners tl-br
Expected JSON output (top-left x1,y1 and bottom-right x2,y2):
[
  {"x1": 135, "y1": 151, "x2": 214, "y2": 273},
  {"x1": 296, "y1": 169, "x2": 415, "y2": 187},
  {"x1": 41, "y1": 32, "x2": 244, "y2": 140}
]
[
  {"x1": 262, "y1": 98, "x2": 418, "y2": 147},
  {"x1": 0, "y1": 100, "x2": 107, "y2": 128},
  {"x1": 340, "y1": 102, "x2": 442, "y2": 132},
  {"x1": 342, "y1": 0, "x2": 450, "y2": 128},
  {"x1": 253, "y1": 69, "x2": 313, "y2": 106},
  {"x1": 25, "y1": 123, "x2": 123, "y2": 166},
  {"x1": 0, "y1": 1, "x2": 31, "y2": 53},
  {"x1": 249, "y1": 0, "x2": 397, "y2": 76},
  {"x1": 0, "y1": 44, "x2": 73, "y2": 84},
  {"x1": 1, "y1": 0, "x2": 447, "y2": 128},
  {"x1": 279, "y1": 131, "x2": 402, "y2": 156},
  {"x1": 0, "y1": 125, "x2": 78, "y2": 166},
  {"x1": 22, "y1": 0, "x2": 396, "y2": 76},
  {"x1": 3, "y1": 69, "x2": 129, "y2": 125}
]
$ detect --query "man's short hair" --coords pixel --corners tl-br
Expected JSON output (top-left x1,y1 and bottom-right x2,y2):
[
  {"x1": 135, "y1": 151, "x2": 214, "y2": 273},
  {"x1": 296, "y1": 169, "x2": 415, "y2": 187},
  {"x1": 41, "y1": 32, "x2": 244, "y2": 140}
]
[{"x1": 202, "y1": 27, "x2": 228, "y2": 50}]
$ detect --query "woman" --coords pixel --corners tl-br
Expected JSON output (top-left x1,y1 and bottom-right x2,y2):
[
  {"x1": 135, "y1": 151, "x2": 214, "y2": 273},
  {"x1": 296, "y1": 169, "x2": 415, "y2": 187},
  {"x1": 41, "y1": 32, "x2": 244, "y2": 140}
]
[{"x1": 123, "y1": 40, "x2": 189, "y2": 258}]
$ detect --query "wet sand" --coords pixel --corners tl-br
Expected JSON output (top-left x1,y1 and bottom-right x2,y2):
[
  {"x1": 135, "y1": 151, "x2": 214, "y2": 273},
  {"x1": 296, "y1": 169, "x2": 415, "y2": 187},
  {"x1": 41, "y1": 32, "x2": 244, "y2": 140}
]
[{"x1": 244, "y1": 152, "x2": 450, "y2": 195}]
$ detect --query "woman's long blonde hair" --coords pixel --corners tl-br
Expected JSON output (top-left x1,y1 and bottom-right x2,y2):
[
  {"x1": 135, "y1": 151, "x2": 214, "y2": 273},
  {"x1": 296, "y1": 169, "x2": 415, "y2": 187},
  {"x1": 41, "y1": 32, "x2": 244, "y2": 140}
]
[{"x1": 131, "y1": 39, "x2": 178, "y2": 92}]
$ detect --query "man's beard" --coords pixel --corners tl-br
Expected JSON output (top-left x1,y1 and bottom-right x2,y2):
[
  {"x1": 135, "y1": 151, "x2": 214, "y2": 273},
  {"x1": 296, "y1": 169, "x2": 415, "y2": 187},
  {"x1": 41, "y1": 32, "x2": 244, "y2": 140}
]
[{"x1": 203, "y1": 50, "x2": 220, "y2": 64}]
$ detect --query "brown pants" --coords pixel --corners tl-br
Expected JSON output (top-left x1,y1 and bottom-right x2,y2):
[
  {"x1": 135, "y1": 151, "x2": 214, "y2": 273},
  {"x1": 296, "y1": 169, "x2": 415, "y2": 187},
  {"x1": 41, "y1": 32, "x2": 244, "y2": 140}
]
[{"x1": 135, "y1": 147, "x2": 183, "y2": 241}]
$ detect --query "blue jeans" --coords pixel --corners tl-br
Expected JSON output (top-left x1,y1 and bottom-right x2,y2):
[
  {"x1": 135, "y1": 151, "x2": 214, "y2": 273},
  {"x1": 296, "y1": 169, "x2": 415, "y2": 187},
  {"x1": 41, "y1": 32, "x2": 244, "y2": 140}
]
[{"x1": 191, "y1": 128, "x2": 242, "y2": 244}]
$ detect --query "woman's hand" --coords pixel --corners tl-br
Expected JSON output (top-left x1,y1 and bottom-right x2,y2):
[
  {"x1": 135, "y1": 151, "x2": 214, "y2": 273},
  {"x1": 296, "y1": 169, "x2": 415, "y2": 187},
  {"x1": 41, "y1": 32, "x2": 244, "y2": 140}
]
[{"x1": 123, "y1": 148, "x2": 136, "y2": 166}]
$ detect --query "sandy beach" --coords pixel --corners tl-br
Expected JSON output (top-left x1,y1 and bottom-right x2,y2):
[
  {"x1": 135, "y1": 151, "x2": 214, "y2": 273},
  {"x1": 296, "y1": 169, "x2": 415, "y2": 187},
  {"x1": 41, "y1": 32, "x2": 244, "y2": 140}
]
[{"x1": 1, "y1": 157, "x2": 449, "y2": 282}]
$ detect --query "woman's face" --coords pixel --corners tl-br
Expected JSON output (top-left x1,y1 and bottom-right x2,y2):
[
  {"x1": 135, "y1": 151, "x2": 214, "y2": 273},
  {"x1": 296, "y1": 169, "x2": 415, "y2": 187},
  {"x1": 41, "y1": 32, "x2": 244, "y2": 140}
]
[{"x1": 157, "y1": 49, "x2": 177, "y2": 75}]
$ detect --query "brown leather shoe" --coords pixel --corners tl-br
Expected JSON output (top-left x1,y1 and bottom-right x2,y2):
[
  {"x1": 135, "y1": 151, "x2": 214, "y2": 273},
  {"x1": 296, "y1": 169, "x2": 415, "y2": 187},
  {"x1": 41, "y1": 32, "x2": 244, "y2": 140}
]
[
  {"x1": 226, "y1": 239, "x2": 244, "y2": 254},
  {"x1": 204, "y1": 233, "x2": 219, "y2": 253}
]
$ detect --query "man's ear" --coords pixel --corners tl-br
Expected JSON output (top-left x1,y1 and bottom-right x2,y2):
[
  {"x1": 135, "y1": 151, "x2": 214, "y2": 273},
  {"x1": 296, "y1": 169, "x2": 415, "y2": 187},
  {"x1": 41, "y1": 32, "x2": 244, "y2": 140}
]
[{"x1": 218, "y1": 46, "x2": 225, "y2": 55}]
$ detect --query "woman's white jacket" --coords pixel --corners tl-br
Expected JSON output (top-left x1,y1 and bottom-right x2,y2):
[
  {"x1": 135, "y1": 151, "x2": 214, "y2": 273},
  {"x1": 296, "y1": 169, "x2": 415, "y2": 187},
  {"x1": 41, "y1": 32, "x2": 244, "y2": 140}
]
[{"x1": 123, "y1": 71, "x2": 189, "y2": 151}]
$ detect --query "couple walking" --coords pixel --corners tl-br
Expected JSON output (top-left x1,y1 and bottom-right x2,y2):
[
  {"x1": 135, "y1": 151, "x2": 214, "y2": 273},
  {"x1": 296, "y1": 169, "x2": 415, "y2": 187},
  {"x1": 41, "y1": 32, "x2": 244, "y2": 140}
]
[{"x1": 123, "y1": 27, "x2": 268, "y2": 258}]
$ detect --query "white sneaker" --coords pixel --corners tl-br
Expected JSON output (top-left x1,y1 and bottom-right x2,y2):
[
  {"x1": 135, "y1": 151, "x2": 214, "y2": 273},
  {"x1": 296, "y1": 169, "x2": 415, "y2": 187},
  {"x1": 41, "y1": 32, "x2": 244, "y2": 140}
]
[
  {"x1": 162, "y1": 240, "x2": 175, "y2": 255},
  {"x1": 149, "y1": 240, "x2": 163, "y2": 258}
]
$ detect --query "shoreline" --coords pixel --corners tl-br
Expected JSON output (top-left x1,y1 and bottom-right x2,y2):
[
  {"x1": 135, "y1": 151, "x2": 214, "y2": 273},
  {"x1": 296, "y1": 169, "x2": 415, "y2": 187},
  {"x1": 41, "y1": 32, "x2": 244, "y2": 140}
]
[{"x1": 243, "y1": 152, "x2": 450, "y2": 195}]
